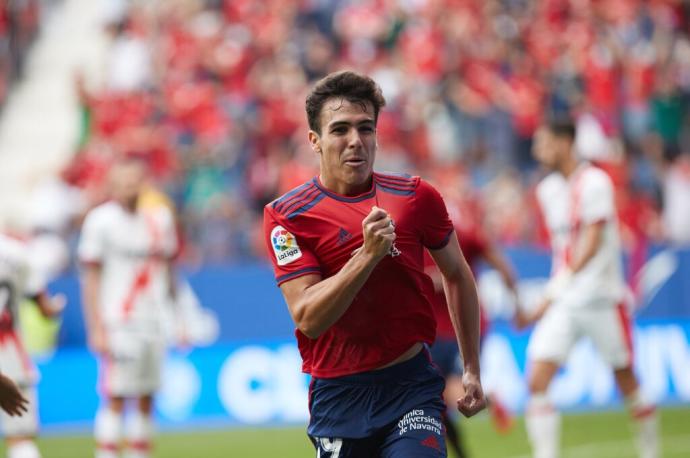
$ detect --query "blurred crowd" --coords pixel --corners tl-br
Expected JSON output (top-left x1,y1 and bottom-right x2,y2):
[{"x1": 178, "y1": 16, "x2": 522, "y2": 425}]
[
  {"x1": 38, "y1": 0, "x2": 690, "y2": 267},
  {"x1": 0, "y1": 0, "x2": 40, "y2": 107}
]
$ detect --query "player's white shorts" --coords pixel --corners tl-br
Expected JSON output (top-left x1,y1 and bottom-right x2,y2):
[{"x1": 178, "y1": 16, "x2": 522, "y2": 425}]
[
  {"x1": 1, "y1": 386, "x2": 38, "y2": 437},
  {"x1": 527, "y1": 301, "x2": 634, "y2": 369},
  {"x1": 100, "y1": 324, "x2": 166, "y2": 397}
]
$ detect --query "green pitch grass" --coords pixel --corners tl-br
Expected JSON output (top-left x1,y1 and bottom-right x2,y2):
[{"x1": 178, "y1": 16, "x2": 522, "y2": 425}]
[{"x1": 16, "y1": 407, "x2": 690, "y2": 457}]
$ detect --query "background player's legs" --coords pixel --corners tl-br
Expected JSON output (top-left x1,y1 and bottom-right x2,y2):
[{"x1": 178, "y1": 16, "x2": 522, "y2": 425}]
[
  {"x1": 615, "y1": 367, "x2": 658, "y2": 458},
  {"x1": 3, "y1": 387, "x2": 41, "y2": 458},
  {"x1": 525, "y1": 306, "x2": 577, "y2": 458},
  {"x1": 526, "y1": 361, "x2": 560, "y2": 458},
  {"x1": 95, "y1": 396, "x2": 124, "y2": 458},
  {"x1": 587, "y1": 306, "x2": 659, "y2": 458},
  {"x1": 6, "y1": 440, "x2": 40, "y2": 458},
  {"x1": 124, "y1": 395, "x2": 154, "y2": 458}
]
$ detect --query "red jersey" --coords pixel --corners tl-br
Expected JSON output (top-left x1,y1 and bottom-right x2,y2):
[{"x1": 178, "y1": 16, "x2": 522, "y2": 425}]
[
  {"x1": 425, "y1": 224, "x2": 489, "y2": 340},
  {"x1": 263, "y1": 172, "x2": 453, "y2": 378}
]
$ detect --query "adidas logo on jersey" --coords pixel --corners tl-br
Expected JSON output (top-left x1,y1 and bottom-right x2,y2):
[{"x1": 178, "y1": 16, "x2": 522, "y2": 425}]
[{"x1": 337, "y1": 227, "x2": 353, "y2": 245}]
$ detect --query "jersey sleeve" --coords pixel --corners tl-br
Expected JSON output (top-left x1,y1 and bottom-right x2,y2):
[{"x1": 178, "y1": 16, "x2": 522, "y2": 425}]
[
  {"x1": 579, "y1": 170, "x2": 615, "y2": 225},
  {"x1": 15, "y1": 243, "x2": 45, "y2": 297},
  {"x1": 415, "y1": 179, "x2": 454, "y2": 249},
  {"x1": 23, "y1": 257, "x2": 47, "y2": 297},
  {"x1": 263, "y1": 206, "x2": 322, "y2": 286},
  {"x1": 78, "y1": 210, "x2": 105, "y2": 265}
]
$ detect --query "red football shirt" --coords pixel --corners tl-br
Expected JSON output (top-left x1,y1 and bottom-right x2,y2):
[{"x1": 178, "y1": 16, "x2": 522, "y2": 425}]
[{"x1": 263, "y1": 172, "x2": 453, "y2": 378}]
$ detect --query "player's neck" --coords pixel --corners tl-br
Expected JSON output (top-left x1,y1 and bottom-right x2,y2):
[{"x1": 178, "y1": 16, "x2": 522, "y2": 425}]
[
  {"x1": 116, "y1": 197, "x2": 139, "y2": 213},
  {"x1": 559, "y1": 157, "x2": 580, "y2": 178},
  {"x1": 318, "y1": 174, "x2": 373, "y2": 196}
]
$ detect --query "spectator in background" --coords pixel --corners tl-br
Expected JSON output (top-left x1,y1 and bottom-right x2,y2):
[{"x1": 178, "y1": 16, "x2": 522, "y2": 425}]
[
  {"x1": 663, "y1": 153, "x2": 690, "y2": 245},
  {"x1": 62, "y1": 0, "x2": 690, "y2": 267}
]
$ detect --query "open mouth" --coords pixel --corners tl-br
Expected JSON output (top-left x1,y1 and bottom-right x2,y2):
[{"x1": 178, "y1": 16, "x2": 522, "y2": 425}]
[{"x1": 344, "y1": 159, "x2": 366, "y2": 167}]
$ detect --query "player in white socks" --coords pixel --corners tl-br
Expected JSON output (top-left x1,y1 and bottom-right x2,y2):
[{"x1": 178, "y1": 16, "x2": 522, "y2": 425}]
[
  {"x1": 516, "y1": 119, "x2": 659, "y2": 458},
  {"x1": 0, "y1": 233, "x2": 64, "y2": 458},
  {"x1": 78, "y1": 156, "x2": 178, "y2": 458}
]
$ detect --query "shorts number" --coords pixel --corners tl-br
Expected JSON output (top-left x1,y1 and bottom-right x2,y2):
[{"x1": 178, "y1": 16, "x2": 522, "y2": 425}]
[{"x1": 317, "y1": 437, "x2": 343, "y2": 458}]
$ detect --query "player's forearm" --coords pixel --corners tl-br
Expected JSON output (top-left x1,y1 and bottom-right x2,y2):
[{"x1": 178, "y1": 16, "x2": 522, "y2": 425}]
[
  {"x1": 485, "y1": 247, "x2": 518, "y2": 293},
  {"x1": 443, "y1": 264, "x2": 482, "y2": 374},
  {"x1": 292, "y1": 250, "x2": 381, "y2": 339},
  {"x1": 80, "y1": 268, "x2": 103, "y2": 335},
  {"x1": 569, "y1": 221, "x2": 604, "y2": 273},
  {"x1": 34, "y1": 292, "x2": 60, "y2": 319},
  {"x1": 166, "y1": 262, "x2": 177, "y2": 301}
]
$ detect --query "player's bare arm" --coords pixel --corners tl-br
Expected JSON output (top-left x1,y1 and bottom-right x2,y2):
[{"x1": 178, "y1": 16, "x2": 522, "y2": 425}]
[
  {"x1": 429, "y1": 232, "x2": 486, "y2": 417},
  {"x1": 280, "y1": 206, "x2": 394, "y2": 339},
  {"x1": 482, "y1": 243, "x2": 519, "y2": 297},
  {"x1": 568, "y1": 220, "x2": 605, "y2": 273},
  {"x1": 33, "y1": 291, "x2": 66, "y2": 318},
  {"x1": 518, "y1": 219, "x2": 608, "y2": 329},
  {"x1": 0, "y1": 372, "x2": 28, "y2": 417},
  {"x1": 80, "y1": 263, "x2": 107, "y2": 353}
]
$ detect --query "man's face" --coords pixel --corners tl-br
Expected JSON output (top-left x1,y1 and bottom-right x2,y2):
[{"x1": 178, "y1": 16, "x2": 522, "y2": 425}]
[
  {"x1": 110, "y1": 160, "x2": 147, "y2": 205},
  {"x1": 309, "y1": 97, "x2": 377, "y2": 194},
  {"x1": 532, "y1": 127, "x2": 562, "y2": 170}
]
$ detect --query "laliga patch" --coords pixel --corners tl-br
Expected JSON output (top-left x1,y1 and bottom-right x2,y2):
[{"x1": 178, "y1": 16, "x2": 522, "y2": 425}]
[{"x1": 271, "y1": 226, "x2": 302, "y2": 266}]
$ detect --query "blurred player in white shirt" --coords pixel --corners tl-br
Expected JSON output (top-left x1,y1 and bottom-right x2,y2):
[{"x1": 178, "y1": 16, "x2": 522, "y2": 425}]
[
  {"x1": 517, "y1": 119, "x2": 659, "y2": 458},
  {"x1": 79, "y1": 157, "x2": 178, "y2": 458},
  {"x1": 0, "y1": 233, "x2": 63, "y2": 458}
]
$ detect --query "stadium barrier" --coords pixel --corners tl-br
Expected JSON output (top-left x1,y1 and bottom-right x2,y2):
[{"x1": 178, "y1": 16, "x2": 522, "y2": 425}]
[{"x1": 39, "y1": 247, "x2": 690, "y2": 430}]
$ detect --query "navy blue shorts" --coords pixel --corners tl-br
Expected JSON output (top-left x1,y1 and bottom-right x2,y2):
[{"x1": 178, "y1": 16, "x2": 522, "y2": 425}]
[
  {"x1": 307, "y1": 348, "x2": 447, "y2": 457},
  {"x1": 429, "y1": 338, "x2": 462, "y2": 378}
]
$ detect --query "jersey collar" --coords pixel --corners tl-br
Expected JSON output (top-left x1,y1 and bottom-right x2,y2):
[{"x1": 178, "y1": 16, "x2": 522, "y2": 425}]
[{"x1": 313, "y1": 176, "x2": 377, "y2": 202}]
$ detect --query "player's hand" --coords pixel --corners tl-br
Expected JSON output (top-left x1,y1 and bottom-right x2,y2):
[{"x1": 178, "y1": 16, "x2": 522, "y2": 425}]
[
  {"x1": 457, "y1": 371, "x2": 486, "y2": 417},
  {"x1": 514, "y1": 299, "x2": 550, "y2": 330},
  {"x1": 0, "y1": 373, "x2": 28, "y2": 417},
  {"x1": 47, "y1": 293, "x2": 67, "y2": 317},
  {"x1": 513, "y1": 308, "x2": 532, "y2": 330},
  {"x1": 543, "y1": 268, "x2": 573, "y2": 302},
  {"x1": 361, "y1": 206, "x2": 395, "y2": 260},
  {"x1": 88, "y1": 328, "x2": 108, "y2": 355}
]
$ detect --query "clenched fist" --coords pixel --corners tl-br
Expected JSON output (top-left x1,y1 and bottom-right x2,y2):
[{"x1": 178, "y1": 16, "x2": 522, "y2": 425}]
[{"x1": 361, "y1": 206, "x2": 396, "y2": 261}]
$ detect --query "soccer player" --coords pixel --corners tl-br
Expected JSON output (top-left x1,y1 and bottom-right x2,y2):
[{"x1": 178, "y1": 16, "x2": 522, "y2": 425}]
[
  {"x1": 263, "y1": 71, "x2": 486, "y2": 457},
  {"x1": 0, "y1": 232, "x2": 64, "y2": 458},
  {"x1": 78, "y1": 156, "x2": 178, "y2": 458},
  {"x1": 518, "y1": 119, "x2": 658, "y2": 458},
  {"x1": 425, "y1": 215, "x2": 518, "y2": 457}
]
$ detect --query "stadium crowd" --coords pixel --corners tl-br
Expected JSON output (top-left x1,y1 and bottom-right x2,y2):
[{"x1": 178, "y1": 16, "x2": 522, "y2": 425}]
[
  {"x1": 0, "y1": 0, "x2": 40, "y2": 107},
  {"x1": 49, "y1": 0, "x2": 690, "y2": 266}
]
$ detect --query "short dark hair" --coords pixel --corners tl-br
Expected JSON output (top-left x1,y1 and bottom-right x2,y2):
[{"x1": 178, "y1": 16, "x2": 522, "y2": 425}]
[
  {"x1": 545, "y1": 117, "x2": 576, "y2": 142},
  {"x1": 305, "y1": 71, "x2": 386, "y2": 134}
]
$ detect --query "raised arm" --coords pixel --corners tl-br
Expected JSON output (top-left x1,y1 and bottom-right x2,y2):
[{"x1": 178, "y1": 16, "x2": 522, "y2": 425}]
[
  {"x1": 279, "y1": 207, "x2": 394, "y2": 339},
  {"x1": 429, "y1": 232, "x2": 486, "y2": 417}
]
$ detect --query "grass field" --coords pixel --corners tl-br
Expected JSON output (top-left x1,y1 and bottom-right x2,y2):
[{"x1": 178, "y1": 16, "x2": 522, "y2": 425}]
[{"x1": 15, "y1": 407, "x2": 690, "y2": 457}]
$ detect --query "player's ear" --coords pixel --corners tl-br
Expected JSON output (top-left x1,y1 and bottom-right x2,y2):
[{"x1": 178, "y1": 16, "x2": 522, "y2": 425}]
[{"x1": 308, "y1": 130, "x2": 322, "y2": 154}]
